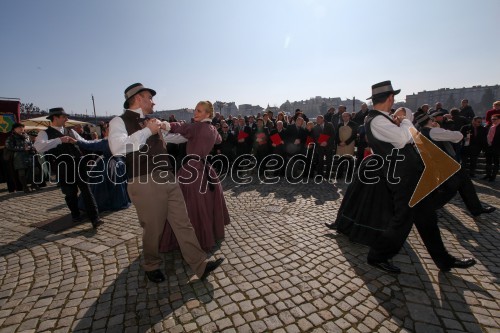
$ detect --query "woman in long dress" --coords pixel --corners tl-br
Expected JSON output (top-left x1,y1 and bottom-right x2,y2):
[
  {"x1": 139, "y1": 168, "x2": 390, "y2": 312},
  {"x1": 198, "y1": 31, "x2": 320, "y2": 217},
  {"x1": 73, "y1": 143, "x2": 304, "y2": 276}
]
[
  {"x1": 334, "y1": 155, "x2": 393, "y2": 246},
  {"x1": 76, "y1": 125, "x2": 130, "y2": 212},
  {"x1": 160, "y1": 101, "x2": 231, "y2": 252}
]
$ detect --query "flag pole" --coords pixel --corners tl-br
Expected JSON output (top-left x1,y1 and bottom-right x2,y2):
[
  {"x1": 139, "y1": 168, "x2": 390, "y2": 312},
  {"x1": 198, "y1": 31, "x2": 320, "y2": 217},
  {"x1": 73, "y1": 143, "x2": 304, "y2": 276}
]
[{"x1": 91, "y1": 94, "x2": 97, "y2": 125}]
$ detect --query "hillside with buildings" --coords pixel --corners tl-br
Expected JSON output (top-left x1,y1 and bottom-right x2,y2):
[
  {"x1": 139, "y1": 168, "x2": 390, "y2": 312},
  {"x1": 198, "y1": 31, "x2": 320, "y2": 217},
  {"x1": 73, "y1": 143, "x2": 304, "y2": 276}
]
[
  {"x1": 154, "y1": 96, "x2": 365, "y2": 120},
  {"x1": 405, "y1": 84, "x2": 499, "y2": 116}
]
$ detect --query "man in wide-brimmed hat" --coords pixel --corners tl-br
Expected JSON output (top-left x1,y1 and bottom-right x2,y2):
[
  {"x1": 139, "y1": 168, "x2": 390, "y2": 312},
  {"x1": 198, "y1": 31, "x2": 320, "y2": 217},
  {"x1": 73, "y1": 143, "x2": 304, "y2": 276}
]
[
  {"x1": 34, "y1": 107, "x2": 103, "y2": 229},
  {"x1": 416, "y1": 113, "x2": 495, "y2": 217},
  {"x1": 344, "y1": 81, "x2": 476, "y2": 274},
  {"x1": 108, "y1": 83, "x2": 224, "y2": 283}
]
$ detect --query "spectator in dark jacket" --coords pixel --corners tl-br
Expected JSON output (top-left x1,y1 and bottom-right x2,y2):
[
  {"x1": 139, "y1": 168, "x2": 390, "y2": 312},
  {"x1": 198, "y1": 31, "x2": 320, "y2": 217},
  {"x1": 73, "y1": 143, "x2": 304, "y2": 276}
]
[
  {"x1": 247, "y1": 115, "x2": 257, "y2": 132},
  {"x1": 352, "y1": 103, "x2": 369, "y2": 126},
  {"x1": 313, "y1": 115, "x2": 335, "y2": 178},
  {"x1": 269, "y1": 121, "x2": 287, "y2": 176},
  {"x1": 355, "y1": 124, "x2": 368, "y2": 168},
  {"x1": 413, "y1": 104, "x2": 430, "y2": 128},
  {"x1": 434, "y1": 102, "x2": 448, "y2": 115},
  {"x1": 214, "y1": 122, "x2": 236, "y2": 173},
  {"x1": 5, "y1": 123, "x2": 39, "y2": 193},
  {"x1": 324, "y1": 107, "x2": 336, "y2": 124},
  {"x1": 285, "y1": 116, "x2": 307, "y2": 157},
  {"x1": 292, "y1": 109, "x2": 309, "y2": 123},
  {"x1": 330, "y1": 105, "x2": 347, "y2": 131},
  {"x1": 459, "y1": 99, "x2": 475, "y2": 121},
  {"x1": 461, "y1": 116, "x2": 488, "y2": 177},
  {"x1": 449, "y1": 108, "x2": 469, "y2": 131},
  {"x1": 234, "y1": 117, "x2": 252, "y2": 156},
  {"x1": 484, "y1": 115, "x2": 500, "y2": 181}
]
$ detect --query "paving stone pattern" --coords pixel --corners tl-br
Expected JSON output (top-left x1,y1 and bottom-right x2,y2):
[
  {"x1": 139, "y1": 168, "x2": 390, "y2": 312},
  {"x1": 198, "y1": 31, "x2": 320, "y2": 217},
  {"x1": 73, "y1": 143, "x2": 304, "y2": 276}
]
[{"x1": 0, "y1": 177, "x2": 498, "y2": 332}]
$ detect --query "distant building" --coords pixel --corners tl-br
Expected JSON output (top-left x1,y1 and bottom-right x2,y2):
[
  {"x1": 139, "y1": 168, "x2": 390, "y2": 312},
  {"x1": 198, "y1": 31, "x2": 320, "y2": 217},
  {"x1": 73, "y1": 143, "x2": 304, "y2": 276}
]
[
  {"x1": 238, "y1": 104, "x2": 264, "y2": 116},
  {"x1": 214, "y1": 101, "x2": 239, "y2": 117},
  {"x1": 281, "y1": 96, "x2": 363, "y2": 116},
  {"x1": 405, "y1": 84, "x2": 500, "y2": 116},
  {"x1": 154, "y1": 108, "x2": 194, "y2": 122},
  {"x1": 265, "y1": 104, "x2": 280, "y2": 115}
]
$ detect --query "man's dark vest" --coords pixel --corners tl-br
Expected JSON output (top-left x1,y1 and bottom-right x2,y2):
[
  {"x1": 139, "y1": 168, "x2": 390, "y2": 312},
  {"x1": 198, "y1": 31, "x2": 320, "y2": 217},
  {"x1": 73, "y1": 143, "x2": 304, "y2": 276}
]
[
  {"x1": 365, "y1": 110, "x2": 424, "y2": 177},
  {"x1": 419, "y1": 127, "x2": 456, "y2": 158},
  {"x1": 45, "y1": 126, "x2": 82, "y2": 182},
  {"x1": 45, "y1": 126, "x2": 82, "y2": 157},
  {"x1": 120, "y1": 110, "x2": 171, "y2": 179}
]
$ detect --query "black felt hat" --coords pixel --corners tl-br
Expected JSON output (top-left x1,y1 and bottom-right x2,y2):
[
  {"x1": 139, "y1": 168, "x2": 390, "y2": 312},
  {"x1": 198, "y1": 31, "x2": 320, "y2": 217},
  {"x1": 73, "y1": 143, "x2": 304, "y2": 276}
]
[
  {"x1": 123, "y1": 83, "x2": 156, "y2": 109},
  {"x1": 367, "y1": 80, "x2": 401, "y2": 100},
  {"x1": 46, "y1": 107, "x2": 69, "y2": 119}
]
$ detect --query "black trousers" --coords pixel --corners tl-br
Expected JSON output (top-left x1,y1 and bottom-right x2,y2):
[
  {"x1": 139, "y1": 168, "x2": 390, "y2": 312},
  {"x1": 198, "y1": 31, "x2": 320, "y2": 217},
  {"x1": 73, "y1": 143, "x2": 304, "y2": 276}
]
[
  {"x1": 368, "y1": 189, "x2": 454, "y2": 267},
  {"x1": 355, "y1": 144, "x2": 368, "y2": 168},
  {"x1": 315, "y1": 146, "x2": 333, "y2": 178},
  {"x1": 433, "y1": 168, "x2": 482, "y2": 215},
  {"x1": 413, "y1": 195, "x2": 454, "y2": 268},
  {"x1": 17, "y1": 169, "x2": 29, "y2": 189},
  {"x1": 461, "y1": 150, "x2": 479, "y2": 175},
  {"x1": 367, "y1": 176, "x2": 418, "y2": 262},
  {"x1": 485, "y1": 147, "x2": 499, "y2": 180},
  {"x1": 60, "y1": 177, "x2": 99, "y2": 220}
]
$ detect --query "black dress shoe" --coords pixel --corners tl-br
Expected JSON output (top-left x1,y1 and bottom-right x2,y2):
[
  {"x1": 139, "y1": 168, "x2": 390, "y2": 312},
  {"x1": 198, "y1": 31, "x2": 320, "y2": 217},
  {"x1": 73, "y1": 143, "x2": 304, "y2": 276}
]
[
  {"x1": 145, "y1": 269, "x2": 166, "y2": 283},
  {"x1": 481, "y1": 175, "x2": 490, "y2": 180},
  {"x1": 325, "y1": 222, "x2": 338, "y2": 230},
  {"x1": 439, "y1": 258, "x2": 476, "y2": 272},
  {"x1": 200, "y1": 258, "x2": 224, "y2": 280},
  {"x1": 481, "y1": 206, "x2": 496, "y2": 214},
  {"x1": 367, "y1": 259, "x2": 401, "y2": 274},
  {"x1": 472, "y1": 206, "x2": 496, "y2": 217},
  {"x1": 91, "y1": 218, "x2": 104, "y2": 229}
]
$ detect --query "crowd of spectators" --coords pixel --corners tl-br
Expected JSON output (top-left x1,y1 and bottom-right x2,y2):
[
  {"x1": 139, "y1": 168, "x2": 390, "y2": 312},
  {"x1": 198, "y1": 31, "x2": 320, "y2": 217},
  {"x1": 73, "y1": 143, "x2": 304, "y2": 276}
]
[
  {"x1": 184, "y1": 100, "x2": 500, "y2": 183},
  {"x1": 2, "y1": 99, "x2": 499, "y2": 196}
]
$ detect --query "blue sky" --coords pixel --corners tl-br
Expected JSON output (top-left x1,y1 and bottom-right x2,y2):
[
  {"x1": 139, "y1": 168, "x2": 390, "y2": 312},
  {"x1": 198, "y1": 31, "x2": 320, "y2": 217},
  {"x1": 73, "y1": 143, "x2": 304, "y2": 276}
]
[{"x1": 1, "y1": 0, "x2": 499, "y2": 116}]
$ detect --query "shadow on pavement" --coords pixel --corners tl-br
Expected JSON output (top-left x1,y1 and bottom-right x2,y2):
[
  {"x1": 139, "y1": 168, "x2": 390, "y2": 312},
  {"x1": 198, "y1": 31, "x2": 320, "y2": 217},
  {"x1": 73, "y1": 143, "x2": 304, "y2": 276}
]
[
  {"x1": 0, "y1": 185, "x2": 60, "y2": 203},
  {"x1": 223, "y1": 176, "x2": 341, "y2": 204},
  {"x1": 0, "y1": 227, "x2": 98, "y2": 257},
  {"x1": 437, "y1": 272, "x2": 491, "y2": 333},
  {"x1": 330, "y1": 227, "x2": 487, "y2": 332},
  {"x1": 72, "y1": 257, "x2": 215, "y2": 332},
  {"x1": 438, "y1": 204, "x2": 500, "y2": 282}
]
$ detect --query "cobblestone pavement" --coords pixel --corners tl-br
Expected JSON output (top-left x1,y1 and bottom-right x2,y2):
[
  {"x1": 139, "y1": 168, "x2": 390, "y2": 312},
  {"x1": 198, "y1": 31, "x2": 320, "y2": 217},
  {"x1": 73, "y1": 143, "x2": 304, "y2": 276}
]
[{"x1": 0, "y1": 176, "x2": 498, "y2": 333}]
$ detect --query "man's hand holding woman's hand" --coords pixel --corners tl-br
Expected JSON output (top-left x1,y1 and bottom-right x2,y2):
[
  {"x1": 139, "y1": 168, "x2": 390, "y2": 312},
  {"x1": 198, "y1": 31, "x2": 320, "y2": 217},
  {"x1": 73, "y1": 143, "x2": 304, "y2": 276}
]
[
  {"x1": 145, "y1": 118, "x2": 162, "y2": 135},
  {"x1": 60, "y1": 136, "x2": 77, "y2": 144}
]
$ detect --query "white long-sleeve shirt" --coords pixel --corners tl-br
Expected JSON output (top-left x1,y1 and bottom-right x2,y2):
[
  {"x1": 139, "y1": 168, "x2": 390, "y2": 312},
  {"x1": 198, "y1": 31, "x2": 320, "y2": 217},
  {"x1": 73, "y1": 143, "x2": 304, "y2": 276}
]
[
  {"x1": 428, "y1": 127, "x2": 463, "y2": 143},
  {"x1": 108, "y1": 108, "x2": 187, "y2": 155},
  {"x1": 370, "y1": 109, "x2": 415, "y2": 149},
  {"x1": 34, "y1": 126, "x2": 92, "y2": 153}
]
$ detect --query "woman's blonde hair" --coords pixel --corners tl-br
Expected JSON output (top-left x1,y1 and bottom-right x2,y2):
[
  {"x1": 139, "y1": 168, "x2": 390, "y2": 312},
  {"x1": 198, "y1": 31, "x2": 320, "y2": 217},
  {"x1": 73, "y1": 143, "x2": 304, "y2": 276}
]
[{"x1": 197, "y1": 101, "x2": 214, "y2": 118}]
